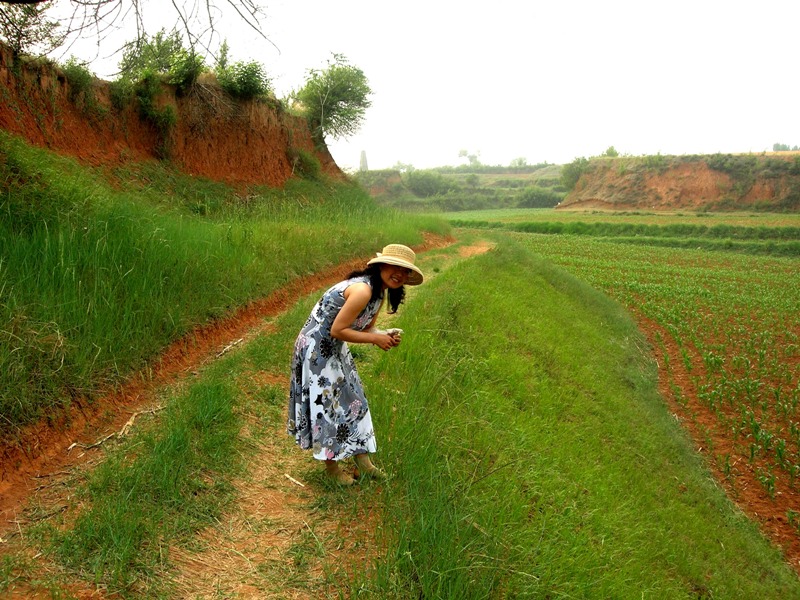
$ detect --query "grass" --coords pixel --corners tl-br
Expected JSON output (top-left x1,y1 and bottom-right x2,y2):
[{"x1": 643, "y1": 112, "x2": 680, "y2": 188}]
[
  {"x1": 442, "y1": 207, "x2": 800, "y2": 227},
  {"x1": 4, "y1": 233, "x2": 800, "y2": 597},
  {"x1": 443, "y1": 209, "x2": 800, "y2": 257},
  {"x1": 3, "y1": 129, "x2": 800, "y2": 596},
  {"x1": 354, "y1": 237, "x2": 800, "y2": 597},
  {"x1": 0, "y1": 130, "x2": 447, "y2": 437}
]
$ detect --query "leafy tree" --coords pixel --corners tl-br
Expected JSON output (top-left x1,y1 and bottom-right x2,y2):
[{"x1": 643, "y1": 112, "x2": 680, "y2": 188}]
[
  {"x1": 0, "y1": 0, "x2": 62, "y2": 54},
  {"x1": 458, "y1": 149, "x2": 481, "y2": 166},
  {"x1": 293, "y1": 54, "x2": 372, "y2": 143},
  {"x1": 215, "y1": 43, "x2": 271, "y2": 101},
  {"x1": 560, "y1": 156, "x2": 590, "y2": 191},
  {"x1": 392, "y1": 161, "x2": 414, "y2": 173},
  {"x1": 117, "y1": 29, "x2": 185, "y2": 81},
  {"x1": 604, "y1": 146, "x2": 619, "y2": 157},
  {"x1": 509, "y1": 157, "x2": 528, "y2": 169},
  {"x1": 404, "y1": 170, "x2": 451, "y2": 197}
]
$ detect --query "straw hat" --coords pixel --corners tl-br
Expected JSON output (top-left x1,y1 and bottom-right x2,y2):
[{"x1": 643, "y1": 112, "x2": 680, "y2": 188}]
[{"x1": 367, "y1": 244, "x2": 424, "y2": 285}]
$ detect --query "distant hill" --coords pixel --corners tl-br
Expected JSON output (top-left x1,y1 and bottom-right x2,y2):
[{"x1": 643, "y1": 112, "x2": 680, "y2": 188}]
[{"x1": 560, "y1": 154, "x2": 800, "y2": 212}]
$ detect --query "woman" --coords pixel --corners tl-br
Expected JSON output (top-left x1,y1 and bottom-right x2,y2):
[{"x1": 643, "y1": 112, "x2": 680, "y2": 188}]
[{"x1": 287, "y1": 244, "x2": 424, "y2": 485}]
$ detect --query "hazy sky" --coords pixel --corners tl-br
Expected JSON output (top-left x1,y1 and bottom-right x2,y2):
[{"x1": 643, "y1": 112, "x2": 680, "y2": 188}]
[{"x1": 61, "y1": 0, "x2": 800, "y2": 171}]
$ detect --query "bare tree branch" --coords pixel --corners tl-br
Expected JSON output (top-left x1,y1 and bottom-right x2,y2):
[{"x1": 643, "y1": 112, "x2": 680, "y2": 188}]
[{"x1": 0, "y1": 0, "x2": 274, "y2": 62}]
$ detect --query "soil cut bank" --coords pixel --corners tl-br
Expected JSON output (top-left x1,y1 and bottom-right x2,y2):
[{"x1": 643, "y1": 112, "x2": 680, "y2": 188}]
[
  {"x1": 0, "y1": 43, "x2": 341, "y2": 187},
  {"x1": 560, "y1": 154, "x2": 800, "y2": 212}
]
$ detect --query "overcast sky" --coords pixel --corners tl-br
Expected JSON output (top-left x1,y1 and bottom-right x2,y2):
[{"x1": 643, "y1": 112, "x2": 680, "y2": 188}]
[{"x1": 61, "y1": 0, "x2": 800, "y2": 171}]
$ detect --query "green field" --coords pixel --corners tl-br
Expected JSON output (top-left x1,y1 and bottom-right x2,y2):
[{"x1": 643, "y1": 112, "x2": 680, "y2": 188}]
[
  {"x1": 2, "y1": 135, "x2": 800, "y2": 598},
  {"x1": 444, "y1": 207, "x2": 800, "y2": 227}
]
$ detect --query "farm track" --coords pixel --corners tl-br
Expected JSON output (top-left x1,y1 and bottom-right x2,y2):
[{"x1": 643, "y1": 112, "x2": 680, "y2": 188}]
[{"x1": 0, "y1": 234, "x2": 454, "y2": 529}]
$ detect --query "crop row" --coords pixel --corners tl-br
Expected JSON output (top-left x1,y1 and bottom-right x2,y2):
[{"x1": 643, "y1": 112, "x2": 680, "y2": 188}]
[{"x1": 517, "y1": 233, "x2": 800, "y2": 516}]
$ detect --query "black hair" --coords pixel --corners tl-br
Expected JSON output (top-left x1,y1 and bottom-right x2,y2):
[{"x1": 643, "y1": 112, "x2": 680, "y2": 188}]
[{"x1": 346, "y1": 263, "x2": 406, "y2": 313}]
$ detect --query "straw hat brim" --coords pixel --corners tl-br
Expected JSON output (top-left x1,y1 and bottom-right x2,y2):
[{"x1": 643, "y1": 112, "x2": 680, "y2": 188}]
[{"x1": 366, "y1": 256, "x2": 424, "y2": 285}]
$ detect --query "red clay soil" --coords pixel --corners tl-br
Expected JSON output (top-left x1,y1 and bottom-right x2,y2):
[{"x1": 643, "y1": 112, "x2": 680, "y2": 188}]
[
  {"x1": 0, "y1": 44, "x2": 341, "y2": 187},
  {"x1": 560, "y1": 156, "x2": 799, "y2": 211},
  {"x1": 633, "y1": 310, "x2": 800, "y2": 574},
  {"x1": 0, "y1": 233, "x2": 454, "y2": 529}
]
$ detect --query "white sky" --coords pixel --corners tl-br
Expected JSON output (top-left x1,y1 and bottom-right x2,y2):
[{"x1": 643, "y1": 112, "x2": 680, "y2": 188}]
[{"x1": 56, "y1": 0, "x2": 800, "y2": 171}]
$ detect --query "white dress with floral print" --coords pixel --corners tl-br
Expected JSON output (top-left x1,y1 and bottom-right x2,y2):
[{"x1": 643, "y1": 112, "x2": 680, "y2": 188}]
[{"x1": 287, "y1": 276, "x2": 383, "y2": 461}]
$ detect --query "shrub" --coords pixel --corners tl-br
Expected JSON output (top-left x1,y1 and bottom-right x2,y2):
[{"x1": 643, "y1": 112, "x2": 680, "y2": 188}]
[
  {"x1": 168, "y1": 49, "x2": 206, "y2": 95},
  {"x1": 287, "y1": 148, "x2": 322, "y2": 181},
  {"x1": 135, "y1": 71, "x2": 176, "y2": 159},
  {"x1": 404, "y1": 170, "x2": 452, "y2": 198},
  {"x1": 109, "y1": 79, "x2": 134, "y2": 111},
  {"x1": 561, "y1": 157, "x2": 590, "y2": 191},
  {"x1": 217, "y1": 60, "x2": 272, "y2": 100},
  {"x1": 517, "y1": 185, "x2": 562, "y2": 208}
]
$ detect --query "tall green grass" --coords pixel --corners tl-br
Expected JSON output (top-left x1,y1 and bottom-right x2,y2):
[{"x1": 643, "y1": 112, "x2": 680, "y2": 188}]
[
  {"x1": 359, "y1": 238, "x2": 800, "y2": 598},
  {"x1": 0, "y1": 131, "x2": 447, "y2": 436},
  {"x1": 51, "y1": 372, "x2": 245, "y2": 593}
]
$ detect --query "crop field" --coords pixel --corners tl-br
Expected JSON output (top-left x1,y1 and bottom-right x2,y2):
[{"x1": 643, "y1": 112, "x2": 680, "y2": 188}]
[
  {"x1": 447, "y1": 207, "x2": 800, "y2": 228},
  {"x1": 508, "y1": 231, "x2": 800, "y2": 556}
]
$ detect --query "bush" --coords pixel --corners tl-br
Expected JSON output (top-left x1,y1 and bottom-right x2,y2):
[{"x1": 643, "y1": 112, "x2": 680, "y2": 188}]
[
  {"x1": 217, "y1": 60, "x2": 272, "y2": 100},
  {"x1": 61, "y1": 57, "x2": 103, "y2": 117},
  {"x1": 561, "y1": 157, "x2": 590, "y2": 191},
  {"x1": 109, "y1": 79, "x2": 134, "y2": 111},
  {"x1": 135, "y1": 71, "x2": 176, "y2": 159},
  {"x1": 404, "y1": 170, "x2": 452, "y2": 198},
  {"x1": 516, "y1": 185, "x2": 562, "y2": 208},
  {"x1": 168, "y1": 50, "x2": 206, "y2": 95},
  {"x1": 287, "y1": 148, "x2": 322, "y2": 181}
]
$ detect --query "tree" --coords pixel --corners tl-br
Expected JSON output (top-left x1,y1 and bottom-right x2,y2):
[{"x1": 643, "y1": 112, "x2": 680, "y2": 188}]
[
  {"x1": 294, "y1": 54, "x2": 372, "y2": 143},
  {"x1": 0, "y1": 1, "x2": 272, "y2": 62},
  {"x1": 560, "y1": 156, "x2": 589, "y2": 191},
  {"x1": 0, "y1": 0, "x2": 62, "y2": 54},
  {"x1": 603, "y1": 146, "x2": 619, "y2": 157},
  {"x1": 509, "y1": 157, "x2": 528, "y2": 169},
  {"x1": 458, "y1": 149, "x2": 481, "y2": 167}
]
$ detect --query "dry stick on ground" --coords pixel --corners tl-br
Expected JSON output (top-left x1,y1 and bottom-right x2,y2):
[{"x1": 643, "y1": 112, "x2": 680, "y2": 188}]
[{"x1": 67, "y1": 405, "x2": 165, "y2": 451}]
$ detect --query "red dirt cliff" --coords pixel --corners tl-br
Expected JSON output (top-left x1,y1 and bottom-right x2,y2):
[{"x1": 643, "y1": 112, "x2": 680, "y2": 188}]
[{"x1": 0, "y1": 43, "x2": 342, "y2": 186}]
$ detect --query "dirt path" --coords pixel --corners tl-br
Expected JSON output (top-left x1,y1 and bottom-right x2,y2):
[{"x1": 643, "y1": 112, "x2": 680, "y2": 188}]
[{"x1": 0, "y1": 234, "x2": 477, "y2": 598}]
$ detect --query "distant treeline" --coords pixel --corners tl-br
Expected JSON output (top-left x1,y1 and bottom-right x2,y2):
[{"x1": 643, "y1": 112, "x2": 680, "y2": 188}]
[{"x1": 357, "y1": 164, "x2": 565, "y2": 212}]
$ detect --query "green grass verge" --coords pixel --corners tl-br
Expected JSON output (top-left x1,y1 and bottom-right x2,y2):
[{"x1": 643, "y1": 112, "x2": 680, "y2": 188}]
[{"x1": 354, "y1": 237, "x2": 800, "y2": 598}]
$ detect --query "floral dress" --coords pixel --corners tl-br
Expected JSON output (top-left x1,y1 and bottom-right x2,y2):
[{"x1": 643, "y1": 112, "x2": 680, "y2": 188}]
[{"x1": 287, "y1": 276, "x2": 383, "y2": 461}]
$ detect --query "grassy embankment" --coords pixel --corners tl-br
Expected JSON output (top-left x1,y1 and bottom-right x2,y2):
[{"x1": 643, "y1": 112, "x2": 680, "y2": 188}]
[
  {"x1": 447, "y1": 208, "x2": 800, "y2": 256},
  {"x1": 0, "y1": 130, "x2": 446, "y2": 438},
  {"x1": 5, "y1": 229, "x2": 800, "y2": 597}
]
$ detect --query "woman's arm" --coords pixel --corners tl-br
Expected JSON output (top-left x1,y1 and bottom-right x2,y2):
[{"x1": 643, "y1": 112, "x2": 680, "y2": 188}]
[{"x1": 330, "y1": 283, "x2": 398, "y2": 351}]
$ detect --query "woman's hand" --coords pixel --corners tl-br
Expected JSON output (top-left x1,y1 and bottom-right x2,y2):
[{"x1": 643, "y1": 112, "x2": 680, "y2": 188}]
[{"x1": 372, "y1": 332, "x2": 400, "y2": 351}]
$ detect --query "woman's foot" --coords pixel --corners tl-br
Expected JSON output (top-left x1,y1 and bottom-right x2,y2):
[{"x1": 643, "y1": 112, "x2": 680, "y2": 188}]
[
  {"x1": 324, "y1": 460, "x2": 355, "y2": 486},
  {"x1": 353, "y1": 453, "x2": 387, "y2": 480}
]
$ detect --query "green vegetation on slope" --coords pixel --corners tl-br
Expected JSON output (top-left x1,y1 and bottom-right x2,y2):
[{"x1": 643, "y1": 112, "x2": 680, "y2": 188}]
[
  {"x1": 359, "y1": 238, "x2": 800, "y2": 598},
  {"x1": 356, "y1": 164, "x2": 565, "y2": 212},
  {"x1": 0, "y1": 131, "x2": 447, "y2": 438}
]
